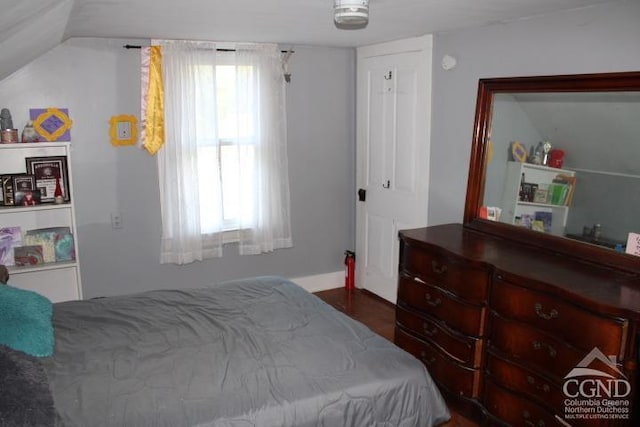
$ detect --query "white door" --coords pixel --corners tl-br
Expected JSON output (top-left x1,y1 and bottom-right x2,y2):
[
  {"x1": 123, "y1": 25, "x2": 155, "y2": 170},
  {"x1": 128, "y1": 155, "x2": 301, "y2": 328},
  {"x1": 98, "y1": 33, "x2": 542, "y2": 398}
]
[{"x1": 356, "y1": 36, "x2": 432, "y2": 303}]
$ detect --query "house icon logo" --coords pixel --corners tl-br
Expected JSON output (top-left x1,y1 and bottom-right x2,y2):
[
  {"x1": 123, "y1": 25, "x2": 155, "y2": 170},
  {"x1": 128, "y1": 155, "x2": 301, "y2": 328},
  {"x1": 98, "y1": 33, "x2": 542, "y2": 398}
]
[
  {"x1": 564, "y1": 347, "x2": 626, "y2": 381},
  {"x1": 562, "y1": 347, "x2": 631, "y2": 422}
]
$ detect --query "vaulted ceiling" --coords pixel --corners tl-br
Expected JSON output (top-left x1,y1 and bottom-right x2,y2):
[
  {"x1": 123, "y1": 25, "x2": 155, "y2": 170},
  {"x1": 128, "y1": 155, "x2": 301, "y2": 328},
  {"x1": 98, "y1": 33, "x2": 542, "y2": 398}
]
[{"x1": 0, "y1": 0, "x2": 617, "y2": 81}]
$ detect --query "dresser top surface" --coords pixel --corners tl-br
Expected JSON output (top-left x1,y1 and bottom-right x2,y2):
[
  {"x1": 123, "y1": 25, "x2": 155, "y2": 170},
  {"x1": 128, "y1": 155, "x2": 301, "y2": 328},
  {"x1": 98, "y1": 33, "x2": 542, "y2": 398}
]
[{"x1": 400, "y1": 224, "x2": 640, "y2": 318}]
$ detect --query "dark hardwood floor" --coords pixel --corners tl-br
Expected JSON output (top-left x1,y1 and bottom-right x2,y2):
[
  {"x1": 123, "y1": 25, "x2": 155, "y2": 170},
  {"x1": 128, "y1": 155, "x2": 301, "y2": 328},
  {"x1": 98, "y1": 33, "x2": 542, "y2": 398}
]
[{"x1": 314, "y1": 287, "x2": 477, "y2": 427}]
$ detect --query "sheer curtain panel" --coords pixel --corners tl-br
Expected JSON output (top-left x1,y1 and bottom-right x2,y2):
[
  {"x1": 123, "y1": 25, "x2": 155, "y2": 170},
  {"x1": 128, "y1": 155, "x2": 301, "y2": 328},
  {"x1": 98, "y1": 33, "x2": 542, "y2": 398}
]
[
  {"x1": 152, "y1": 41, "x2": 292, "y2": 264},
  {"x1": 235, "y1": 44, "x2": 292, "y2": 255}
]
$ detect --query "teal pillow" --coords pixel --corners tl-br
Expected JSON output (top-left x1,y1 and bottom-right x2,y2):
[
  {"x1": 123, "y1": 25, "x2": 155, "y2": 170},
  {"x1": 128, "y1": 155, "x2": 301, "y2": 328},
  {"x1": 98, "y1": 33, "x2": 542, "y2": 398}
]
[{"x1": 0, "y1": 285, "x2": 54, "y2": 357}]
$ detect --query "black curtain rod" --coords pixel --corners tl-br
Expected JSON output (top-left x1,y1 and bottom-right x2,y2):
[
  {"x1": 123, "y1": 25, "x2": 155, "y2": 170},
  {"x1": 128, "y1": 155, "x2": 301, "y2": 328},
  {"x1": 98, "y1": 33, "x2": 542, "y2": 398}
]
[{"x1": 123, "y1": 44, "x2": 293, "y2": 53}]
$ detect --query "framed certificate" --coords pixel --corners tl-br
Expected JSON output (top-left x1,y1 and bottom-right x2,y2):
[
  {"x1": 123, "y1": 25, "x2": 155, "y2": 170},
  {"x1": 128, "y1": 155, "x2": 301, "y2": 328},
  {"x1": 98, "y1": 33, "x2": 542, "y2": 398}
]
[{"x1": 25, "y1": 156, "x2": 70, "y2": 203}]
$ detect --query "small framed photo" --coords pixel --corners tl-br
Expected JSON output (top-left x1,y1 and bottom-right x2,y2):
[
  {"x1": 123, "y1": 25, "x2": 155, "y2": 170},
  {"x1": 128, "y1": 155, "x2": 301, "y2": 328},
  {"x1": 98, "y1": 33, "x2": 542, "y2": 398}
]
[
  {"x1": 25, "y1": 156, "x2": 70, "y2": 203},
  {"x1": 14, "y1": 189, "x2": 41, "y2": 206},
  {"x1": 12, "y1": 174, "x2": 36, "y2": 193},
  {"x1": 533, "y1": 188, "x2": 549, "y2": 204},
  {"x1": 520, "y1": 183, "x2": 538, "y2": 202},
  {"x1": 0, "y1": 175, "x2": 13, "y2": 205},
  {"x1": 510, "y1": 141, "x2": 528, "y2": 163}
]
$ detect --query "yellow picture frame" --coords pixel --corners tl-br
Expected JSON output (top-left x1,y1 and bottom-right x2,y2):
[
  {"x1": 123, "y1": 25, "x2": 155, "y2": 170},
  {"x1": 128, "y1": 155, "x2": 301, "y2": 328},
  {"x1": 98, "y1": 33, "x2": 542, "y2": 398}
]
[
  {"x1": 109, "y1": 115, "x2": 138, "y2": 146},
  {"x1": 33, "y1": 108, "x2": 73, "y2": 142}
]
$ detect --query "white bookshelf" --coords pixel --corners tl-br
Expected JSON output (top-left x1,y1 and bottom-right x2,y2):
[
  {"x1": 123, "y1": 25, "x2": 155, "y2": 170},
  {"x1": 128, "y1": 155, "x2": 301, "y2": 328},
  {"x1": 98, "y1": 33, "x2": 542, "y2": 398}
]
[
  {"x1": 0, "y1": 142, "x2": 82, "y2": 302},
  {"x1": 500, "y1": 161, "x2": 576, "y2": 236}
]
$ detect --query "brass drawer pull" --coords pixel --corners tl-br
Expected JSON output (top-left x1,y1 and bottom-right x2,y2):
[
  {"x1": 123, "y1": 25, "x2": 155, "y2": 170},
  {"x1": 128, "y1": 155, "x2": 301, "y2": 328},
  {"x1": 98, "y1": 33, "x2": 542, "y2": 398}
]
[
  {"x1": 522, "y1": 410, "x2": 546, "y2": 427},
  {"x1": 534, "y1": 303, "x2": 558, "y2": 320},
  {"x1": 526, "y1": 375, "x2": 551, "y2": 393},
  {"x1": 422, "y1": 322, "x2": 438, "y2": 336},
  {"x1": 424, "y1": 293, "x2": 442, "y2": 307},
  {"x1": 532, "y1": 340, "x2": 557, "y2": 358},
  {"x1": 431, "y1": 260, "x2": 448, "y2": 275}
]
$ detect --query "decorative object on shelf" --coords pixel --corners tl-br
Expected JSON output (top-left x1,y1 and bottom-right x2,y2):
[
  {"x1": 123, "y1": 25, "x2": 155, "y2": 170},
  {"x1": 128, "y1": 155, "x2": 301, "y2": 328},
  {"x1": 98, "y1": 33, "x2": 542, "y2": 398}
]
[
  {"x1": 14, "y1": 245, "x2": 45, "y2": 266},
  {"x1": 0, "y1": 108, "x2": 13, "y2": 129},
  {"x1": 0, "y1": 226, "x2": 22, "y2": 266},
  {"x1": 533, "y1": 188, "x2": 549, "y2": 204},
  {"x1": 24, "y1": 156, "x2": 70, "y2": 203},
  {"x1": 1, "y1": 175, "x2": 16, "y2": 205},
  {"x1": 626, "y1": 232, "x2": 640, "y2": 256},
  {"x1": 529, "y1": 143, "x2": 541, "y2": 165},
  {"x1": 519, "y1": 182, "x2": 538, "y2": 202},
  {"x1": 24, "y1": 227, "x2": 74, "y2": 263},
  {"x1": 21, "y1": 121, "x2": 40, "y2": 143},
  {"x1": 520, "y1": 214, "x2": 533, "y2": 229},
  {"x1": 534, "y1": 211, "x2": 553, "y2": 233},
  {"x1": 509, "y1": 141, "x2": 527, "y2": 163},
  {"x1": 548, "y1": 182, "x2": 569, "y2": 205},
  {"x1": 548, "y1": 148, "x2": 565, "y2": 168},
  {"x1": 54, "y1": 177, "x2": 63, "y2": 204},
  {"x1": 15, "y1": 189, "x2": 41, "y2": 206},
  {"x1": 29, "y1": 108, "x2": 72, "y2": 142},
  {"x1": 109, "y1": 114, "x2": 138, "y2": 146},
  {"x1": 541, "y1": 141, "x2": 552, "y2": 166},
  {"x1": 12, "y1": 174, "x2": 35, "y2": 193},
  {"x1": 551, "y1": 174, "x2": 576, "y2": 206},
  {"x1": 52, "y1": 231, "x2": 75, "y2": 261},
  {"x1": 0, "y1": 108, "x2": 19, "y2": 144}
]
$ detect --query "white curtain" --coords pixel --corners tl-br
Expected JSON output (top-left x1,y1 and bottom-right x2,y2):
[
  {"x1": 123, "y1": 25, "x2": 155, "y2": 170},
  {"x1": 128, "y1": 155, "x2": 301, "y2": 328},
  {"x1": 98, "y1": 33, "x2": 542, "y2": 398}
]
[
  {"x1": 235, "y1": 44, "x2": 292, "y2": 255},
  {"x1": 156, "y1": 40, "x2": 292, "y2": 264}
]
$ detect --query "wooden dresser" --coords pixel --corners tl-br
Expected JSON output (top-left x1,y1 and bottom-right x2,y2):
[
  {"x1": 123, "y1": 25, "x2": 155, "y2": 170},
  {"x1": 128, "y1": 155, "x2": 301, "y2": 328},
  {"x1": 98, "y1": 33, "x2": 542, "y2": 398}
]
[{"x1": 395, "y1": 224, "x2": 640, "y2": 426}]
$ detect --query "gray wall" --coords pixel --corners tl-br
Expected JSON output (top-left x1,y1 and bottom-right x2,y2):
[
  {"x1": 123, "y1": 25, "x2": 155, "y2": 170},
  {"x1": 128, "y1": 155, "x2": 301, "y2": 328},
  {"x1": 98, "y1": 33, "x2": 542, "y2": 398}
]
[
  {"x1": 0, "y1": 39, "x2": 355, "y2": 298},
  {"x1": 429, "y1": 1, "x2": 640, "y2": 225},
  {"x1": 483, "y1": 95, "x2": 543, "y2": 208}
]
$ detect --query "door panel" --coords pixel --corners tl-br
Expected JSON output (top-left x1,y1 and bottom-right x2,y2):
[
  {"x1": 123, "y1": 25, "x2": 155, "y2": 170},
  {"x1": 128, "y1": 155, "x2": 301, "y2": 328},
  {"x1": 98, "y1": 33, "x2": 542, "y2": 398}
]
[
  {"x1": 394, "y1": 66, "x2": 418, "y2": 194},
  {"x1": 356, "y1": 37, "x2": 432, "y2": 303}
]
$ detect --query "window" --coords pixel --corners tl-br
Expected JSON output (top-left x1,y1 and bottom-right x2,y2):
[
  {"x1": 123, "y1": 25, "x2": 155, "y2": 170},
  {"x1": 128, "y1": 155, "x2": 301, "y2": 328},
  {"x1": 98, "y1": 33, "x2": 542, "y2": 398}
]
[
  {"x1": 197, "y1": 63, "x2": 257, "y2": 234},
  {"x1": 143, "y1": 41, "x2": 293, "y2": 264}
]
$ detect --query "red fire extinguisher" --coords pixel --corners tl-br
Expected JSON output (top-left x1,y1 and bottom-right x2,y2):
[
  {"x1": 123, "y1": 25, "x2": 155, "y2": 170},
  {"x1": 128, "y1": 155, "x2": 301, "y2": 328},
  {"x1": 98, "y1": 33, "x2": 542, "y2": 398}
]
[{"x1": 344, "y1": 250, "x2": 355, "y2": 291}]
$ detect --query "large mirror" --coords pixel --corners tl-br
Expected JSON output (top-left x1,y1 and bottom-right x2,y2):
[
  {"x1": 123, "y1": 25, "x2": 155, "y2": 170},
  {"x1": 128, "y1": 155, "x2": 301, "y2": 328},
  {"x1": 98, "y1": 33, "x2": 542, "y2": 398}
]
[{"x1": 464, "y1": 71, "x2": 640, "y2": 273}]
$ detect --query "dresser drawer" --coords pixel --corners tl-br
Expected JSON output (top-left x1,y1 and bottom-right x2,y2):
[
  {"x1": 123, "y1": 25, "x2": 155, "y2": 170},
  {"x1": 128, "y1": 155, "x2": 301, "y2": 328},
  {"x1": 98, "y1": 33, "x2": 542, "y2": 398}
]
[
  {"x1": 396, "y1": 306, "x2": 483, "y2": 367},
  {"x1": 490, "y1": 313, "x2": 602, "y2": 381},
  {"x1": 398, "y1": 273, "x2": 487, "y2": 337},
  {"x1": 485, "y1": 351, "x2": 563, "y2": 415},
  {"x1": 484, "y1": 379, "x2": 567, "y2": 427},
  {"x1": 401, "y1": 243, "x2": 489, "y2": 303},
  {"x1": 492, "y1": 278, "x2": 628, "y2": 357},
  {"x1": 395, "y1": 327, "x2": 482, "y2": 398}
]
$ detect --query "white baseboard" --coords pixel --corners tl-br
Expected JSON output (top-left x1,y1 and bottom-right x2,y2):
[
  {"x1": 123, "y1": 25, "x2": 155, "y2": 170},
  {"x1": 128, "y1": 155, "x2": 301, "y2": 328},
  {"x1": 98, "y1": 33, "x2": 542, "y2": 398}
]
[{"x1": 290, "y1": 271, "x2": 344, "y2": 293}]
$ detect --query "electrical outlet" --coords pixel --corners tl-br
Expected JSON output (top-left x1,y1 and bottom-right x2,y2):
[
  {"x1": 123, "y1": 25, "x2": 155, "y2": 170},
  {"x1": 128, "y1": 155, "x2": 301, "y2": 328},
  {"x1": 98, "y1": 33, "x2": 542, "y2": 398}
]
[
  {"x1": 117, "y1": 121, "x2": 131, "y2": 139},
  {"x1": 111, "y1": 212, "x2": 123, "y2": 229}
]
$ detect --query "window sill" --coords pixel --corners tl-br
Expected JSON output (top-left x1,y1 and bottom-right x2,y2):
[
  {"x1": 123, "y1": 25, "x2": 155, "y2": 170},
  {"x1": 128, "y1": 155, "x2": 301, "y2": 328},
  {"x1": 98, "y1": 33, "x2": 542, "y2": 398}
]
[{"x1": 223, "y1": 229, "x2": 240, "y2": 244}]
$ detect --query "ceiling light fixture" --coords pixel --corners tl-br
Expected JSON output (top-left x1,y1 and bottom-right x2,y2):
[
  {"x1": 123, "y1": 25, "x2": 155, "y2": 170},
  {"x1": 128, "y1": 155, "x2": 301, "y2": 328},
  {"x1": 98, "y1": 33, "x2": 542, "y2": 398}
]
[{"x1": 334, "y1": 0, "x2": 369, "y2": 28}]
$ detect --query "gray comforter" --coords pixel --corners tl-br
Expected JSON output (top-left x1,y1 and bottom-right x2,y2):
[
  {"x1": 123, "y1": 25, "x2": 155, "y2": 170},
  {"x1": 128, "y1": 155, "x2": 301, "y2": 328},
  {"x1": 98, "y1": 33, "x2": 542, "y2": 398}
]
[{"x1": 44, "y1": 276, "x2": 449, "y2": 426}]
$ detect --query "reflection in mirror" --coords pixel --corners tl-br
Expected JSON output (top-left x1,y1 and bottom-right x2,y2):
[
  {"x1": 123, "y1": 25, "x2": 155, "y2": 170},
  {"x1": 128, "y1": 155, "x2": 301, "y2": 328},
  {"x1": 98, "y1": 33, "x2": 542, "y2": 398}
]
[{"x1": 483, "y1": 91, "x2": 640, "y2": 252}]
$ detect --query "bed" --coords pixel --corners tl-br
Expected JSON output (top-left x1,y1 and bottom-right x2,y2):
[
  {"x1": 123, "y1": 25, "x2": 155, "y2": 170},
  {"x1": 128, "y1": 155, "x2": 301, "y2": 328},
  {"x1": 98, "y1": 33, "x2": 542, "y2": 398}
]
[{"x1": 2, "y1": 276, "x2": 449, "y2": 426}]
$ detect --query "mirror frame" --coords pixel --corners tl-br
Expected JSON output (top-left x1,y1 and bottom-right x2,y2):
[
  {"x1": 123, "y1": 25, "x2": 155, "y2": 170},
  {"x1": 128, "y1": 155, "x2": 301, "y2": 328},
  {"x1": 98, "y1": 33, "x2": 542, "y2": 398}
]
[{"x1": 463, "y1": 71, "x2": 640, "y2": 274}]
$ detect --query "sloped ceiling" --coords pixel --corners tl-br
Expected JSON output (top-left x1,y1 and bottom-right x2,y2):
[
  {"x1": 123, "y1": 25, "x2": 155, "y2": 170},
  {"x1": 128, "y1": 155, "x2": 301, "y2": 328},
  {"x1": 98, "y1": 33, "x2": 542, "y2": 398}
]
[
  {"x1": 0, "y1": 0, "x2": 73, "y2": 81},
  {"x1": 0, "y1": 0, "x2": 619, "y2": 81}
]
